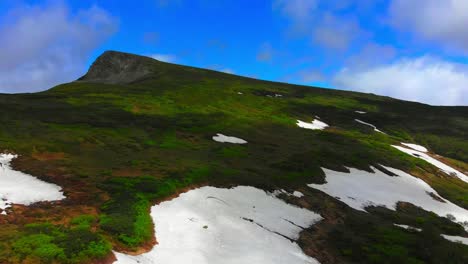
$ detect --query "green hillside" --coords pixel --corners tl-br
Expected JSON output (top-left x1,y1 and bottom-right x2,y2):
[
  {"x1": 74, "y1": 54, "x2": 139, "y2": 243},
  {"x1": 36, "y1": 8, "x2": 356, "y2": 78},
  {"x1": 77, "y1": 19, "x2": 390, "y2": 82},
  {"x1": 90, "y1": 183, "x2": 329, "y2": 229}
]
[{"x1": 0, "y1": 51, "x2": 467, "y2": 263}]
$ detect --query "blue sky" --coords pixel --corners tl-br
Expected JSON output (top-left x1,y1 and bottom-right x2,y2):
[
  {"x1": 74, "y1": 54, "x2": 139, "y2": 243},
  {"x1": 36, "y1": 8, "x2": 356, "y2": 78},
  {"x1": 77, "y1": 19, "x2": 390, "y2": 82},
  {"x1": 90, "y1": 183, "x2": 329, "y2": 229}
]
[{"x1": 1, "y1": 0, "x2": 467, "y2": 105}]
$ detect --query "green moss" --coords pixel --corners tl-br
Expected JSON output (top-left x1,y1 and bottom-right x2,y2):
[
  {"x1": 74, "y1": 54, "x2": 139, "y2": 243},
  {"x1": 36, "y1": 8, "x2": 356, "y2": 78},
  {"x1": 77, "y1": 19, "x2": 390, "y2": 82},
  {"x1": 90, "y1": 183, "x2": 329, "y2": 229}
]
[
  {"x1": 70, "y1": 215, "x2": 95, "y2": 229},
  {"x1": 158, "y1": 132, "x2": 187, "y2": 149},
  {"x1": 331, "y1": 209, "x2": 468, "y2": 264},
  {"x1": 11, "y1": 222, "x2": 110, "y2": 264},
  {"x1": 99, "y1": 166, "x2": 212, "y2": 248},
  {"x1": 0, "y1": 52, "x2": 466, "y2": 262},
  {"x1": 220, "y1": 146, "x2": 248, "y2": 158}
]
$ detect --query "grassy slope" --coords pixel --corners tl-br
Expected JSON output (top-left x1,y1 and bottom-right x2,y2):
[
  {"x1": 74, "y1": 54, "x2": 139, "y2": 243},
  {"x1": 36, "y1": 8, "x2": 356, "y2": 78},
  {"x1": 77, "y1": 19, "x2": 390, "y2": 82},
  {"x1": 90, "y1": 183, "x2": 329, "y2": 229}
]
[{"x1": 0, "y1": 55, "x2": 466, "y2": 263}]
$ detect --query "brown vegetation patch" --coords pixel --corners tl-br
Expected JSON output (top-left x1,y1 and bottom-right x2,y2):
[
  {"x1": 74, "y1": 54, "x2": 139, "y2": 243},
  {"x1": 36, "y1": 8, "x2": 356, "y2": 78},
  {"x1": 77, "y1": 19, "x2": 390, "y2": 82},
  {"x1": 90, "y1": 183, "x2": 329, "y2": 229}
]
[
  {"x1": 2, "y1": 203, "x2": 98, "y2": 226},
  {"x1": 112, "y1": 168, "x2": 143, "y2": 177},
  {"x1": 31, "y1": 152, "x2": 66, "y2": 161},
  {"x1": 436, "y1": 155, "x2": 468, "y2": 174}
]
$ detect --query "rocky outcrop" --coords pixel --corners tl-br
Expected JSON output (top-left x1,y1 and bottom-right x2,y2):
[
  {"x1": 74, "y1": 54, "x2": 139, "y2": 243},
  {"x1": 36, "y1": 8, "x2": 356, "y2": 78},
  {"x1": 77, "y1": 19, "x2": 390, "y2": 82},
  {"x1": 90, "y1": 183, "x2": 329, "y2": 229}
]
[{"x1": 77, "y1": 50, "x2": 158, "y2": 84}]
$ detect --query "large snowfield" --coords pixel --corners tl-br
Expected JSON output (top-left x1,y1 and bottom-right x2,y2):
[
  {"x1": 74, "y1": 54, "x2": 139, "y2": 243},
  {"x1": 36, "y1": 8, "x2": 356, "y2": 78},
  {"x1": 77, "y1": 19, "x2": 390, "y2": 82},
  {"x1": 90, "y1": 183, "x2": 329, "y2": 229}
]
[
  {"x1": 0, "y1": 153, "x2": 65, "y2": 215},
  {"x1": 114, "y1": 186, "x2": 322, "y2": 264},
  {"x1": 308, "y1": 166, "x2": 468, "y2": 226}
]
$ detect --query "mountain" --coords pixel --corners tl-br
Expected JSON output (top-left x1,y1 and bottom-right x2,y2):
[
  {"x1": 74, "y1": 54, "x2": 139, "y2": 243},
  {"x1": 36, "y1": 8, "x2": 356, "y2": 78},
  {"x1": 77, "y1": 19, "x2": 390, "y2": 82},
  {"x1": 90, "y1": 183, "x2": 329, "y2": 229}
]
[
  {"x1": 77, "y1": 51, "x2": 158, "y2": 84},
  {"x1": 0, "y1": 51, "x2": 467, "y2": 263}
]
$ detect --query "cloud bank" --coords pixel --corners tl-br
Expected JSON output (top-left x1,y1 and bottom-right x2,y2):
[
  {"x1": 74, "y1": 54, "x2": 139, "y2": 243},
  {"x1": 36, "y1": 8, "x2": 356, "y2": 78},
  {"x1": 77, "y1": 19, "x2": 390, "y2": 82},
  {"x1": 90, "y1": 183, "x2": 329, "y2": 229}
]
[
  {"x1": 333, "y1": 57, "x2": 468, "y2": 106},
  {"x1": 389, "y1": 0, "x2": 468, "y2": 53},
  {"x1": 0, "y1": 2, "x2": 117, "y2": 93},
  {"x1": 148, "y1": 54, "x2": 177, "y2": 63}
]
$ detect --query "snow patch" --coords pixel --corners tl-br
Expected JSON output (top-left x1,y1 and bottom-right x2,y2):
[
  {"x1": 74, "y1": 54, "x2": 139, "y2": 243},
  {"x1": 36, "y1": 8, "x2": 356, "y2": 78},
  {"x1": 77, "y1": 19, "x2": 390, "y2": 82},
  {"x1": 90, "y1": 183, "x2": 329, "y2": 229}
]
[
  {"x1": 354, "y1": 119, "x2": 385, "y2": 133},
  {"x1": 394, "y1": 224, "x2": 422, "y2": 232},
  {"x1": 392, "y1": 145, "x2": 468, "y2": 183},
  {"x1": 212, "y1": 133, "x2": 247, "y2": 144},
  {"x1": 297, "y1": 119, "x2": 329, "y2": 130},
  {"x1": 0, "y1": 153, "x2": 65, "y2": 215},
  {"x1": 401, "y1": 143, "x2": 428, "y2": 152},
  {"x1": 292, "y1": 191, "x2": 304, "y2": 198},
  {"x1": 441, "y1": 234, "x2": 468, "y2": 245},
  {"x1": 114, "y1": 186, "x2": 322, "y2": 264},
  {"x1": 270, "y1": 189, "x2": 287, "y2": 197},
  {"x1": 308, "y1": 166, "x2": 468, "y2": 226},
  {"x1": 355, "y1": 111, "x2": 366, "y2": 114}
]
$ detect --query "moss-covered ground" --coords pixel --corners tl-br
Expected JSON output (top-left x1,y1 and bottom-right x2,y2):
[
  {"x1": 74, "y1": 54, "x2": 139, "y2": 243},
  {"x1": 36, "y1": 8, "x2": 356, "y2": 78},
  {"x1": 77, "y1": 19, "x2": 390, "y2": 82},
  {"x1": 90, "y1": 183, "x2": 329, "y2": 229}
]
[{"x1": 0, "y1": 56, "x2": 466, "y2": 262}]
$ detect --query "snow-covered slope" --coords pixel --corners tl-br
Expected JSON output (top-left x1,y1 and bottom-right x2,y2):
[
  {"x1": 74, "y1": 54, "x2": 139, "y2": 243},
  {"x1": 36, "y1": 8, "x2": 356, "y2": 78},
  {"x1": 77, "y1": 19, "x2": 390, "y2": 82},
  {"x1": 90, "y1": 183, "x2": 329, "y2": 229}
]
[
  {"x1": 308, "y1": 166, "x2": 468, "y2": 226},
  {"x1": 114, "y1": 186, "x2": 322, "y2": 264},
  {"x1": 392, "y1": 145, "x2": 468, "y2": 183},
  {"x1": 401, "y1": 143, "x2": 428, "y2": 152},
  {"x1": 0, "y1": 153, "x2": 65, "y2": 215}
]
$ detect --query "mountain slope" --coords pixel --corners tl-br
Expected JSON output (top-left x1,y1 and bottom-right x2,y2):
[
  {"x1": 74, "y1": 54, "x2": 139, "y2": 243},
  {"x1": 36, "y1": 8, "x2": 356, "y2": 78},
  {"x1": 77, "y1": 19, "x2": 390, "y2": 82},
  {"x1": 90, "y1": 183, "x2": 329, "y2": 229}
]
[{"x1": 0, "y1": 51, "x2": 466, "y2": 263}]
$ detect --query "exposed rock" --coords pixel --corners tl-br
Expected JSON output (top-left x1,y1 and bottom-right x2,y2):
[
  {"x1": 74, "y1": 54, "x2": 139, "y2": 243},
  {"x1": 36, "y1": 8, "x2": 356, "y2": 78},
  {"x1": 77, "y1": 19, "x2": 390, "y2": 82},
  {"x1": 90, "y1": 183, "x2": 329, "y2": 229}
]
[{"x1": 77, "y1": 50, "x2": 158, "y2": 84}]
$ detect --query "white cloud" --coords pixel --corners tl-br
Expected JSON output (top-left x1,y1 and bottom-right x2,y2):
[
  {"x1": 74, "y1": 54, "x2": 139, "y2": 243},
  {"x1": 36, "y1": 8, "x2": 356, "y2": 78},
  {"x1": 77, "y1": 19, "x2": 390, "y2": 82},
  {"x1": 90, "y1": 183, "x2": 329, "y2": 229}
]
[
  {"x1": 345, "y1": 43, "x2": 397, "y2": 69},
  {"x1": 298, "y1": 69, "x2": 325, "y2": 82},
  {"x1": 205, "y1": 65, "x2": 235, "y2": 74},
  {"x1": 312, "y1": 14, "x2": 361, "y2": 51},
  {"x1": 0, "y1": 3, "x2": 117, "y2": 93},
  {"x1": 389, "y1": 0, "x2": 468, "y2": 53},
  {"x1": 273, "y1": 0, "x2": 318, "y2": 22},
  {"x1": 273, "y1": 1, "x2": 365, "y2": 51},
  {"x1": 333, "y1": 57, "x2": 468, "y2": 106},
  {"x1": 148, "y1": 54, "x2": 177, "y2": 63},
  {"x1": 256, "y1": 42, "x2": 274, "y2": 62},
  {"x1": 221, "y1": 68, "x2": 235, "y2": 74}
]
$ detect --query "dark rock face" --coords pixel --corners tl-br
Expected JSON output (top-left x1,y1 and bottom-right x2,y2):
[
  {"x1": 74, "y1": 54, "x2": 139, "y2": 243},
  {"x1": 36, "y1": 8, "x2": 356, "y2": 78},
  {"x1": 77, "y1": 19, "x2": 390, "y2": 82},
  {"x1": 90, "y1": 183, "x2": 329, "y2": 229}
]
[{"x1": 77, "y1": 50, "x2": 157, "y2": 84}]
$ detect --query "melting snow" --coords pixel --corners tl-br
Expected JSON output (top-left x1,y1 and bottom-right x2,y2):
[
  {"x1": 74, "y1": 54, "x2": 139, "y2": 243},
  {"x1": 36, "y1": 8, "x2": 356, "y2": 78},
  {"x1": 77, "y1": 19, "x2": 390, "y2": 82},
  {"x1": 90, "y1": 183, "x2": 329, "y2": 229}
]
[
  {"x1": 354, "y1": 119, "x2": 385, "y2": 133},
  {"x1": 441, "y1": 234, "x2": 468, "y2": 245},
  {"x1": 394, "y1": 224, "x2": 422, "y2": 232},
  {"x1": 212, "y1": 134, "x2": 247, "y2": 144},
  {"x1": 271, "y1": 190, "x2": 304, "y2": 199},
  {"x1": 292, "y1": 191, "x2": 304, "y2": 198},
  {"x1": 392, "y1": 145, "x2": 468, "y2": 183},
  {"x1": 114, "y1": 186, "x2": 322, "y2": 264},
  {"x1": 297, "y1": 119, "x2": 329, "y2": 130},
  {"x1": 308, "y1": 166, "x2": 468, "y2": 226},
  {"x1": 401, "y1": 143, "x2": 428, "y2": 152},
  {"x1": 0, "y1": 153, "x2": 65, "y2": 215}
]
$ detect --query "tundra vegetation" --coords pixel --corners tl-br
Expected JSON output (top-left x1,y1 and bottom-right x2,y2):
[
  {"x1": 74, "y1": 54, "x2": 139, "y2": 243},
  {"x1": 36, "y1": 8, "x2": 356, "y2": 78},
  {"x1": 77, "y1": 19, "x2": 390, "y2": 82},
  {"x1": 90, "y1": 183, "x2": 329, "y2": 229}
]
[{"x1": 0, "y1": 51, "x2": 466, "y2": 263}]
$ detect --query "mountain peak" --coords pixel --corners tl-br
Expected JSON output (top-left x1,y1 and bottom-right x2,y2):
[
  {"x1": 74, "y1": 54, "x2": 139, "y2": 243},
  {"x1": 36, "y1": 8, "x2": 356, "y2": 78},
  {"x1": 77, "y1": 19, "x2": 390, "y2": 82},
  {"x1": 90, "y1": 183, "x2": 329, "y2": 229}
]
[{"x1": 77, "y1": 50, "x2": 158, "y2": 84}]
